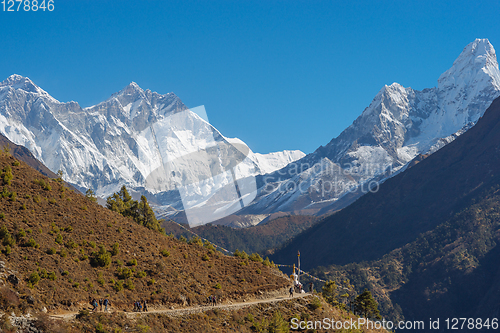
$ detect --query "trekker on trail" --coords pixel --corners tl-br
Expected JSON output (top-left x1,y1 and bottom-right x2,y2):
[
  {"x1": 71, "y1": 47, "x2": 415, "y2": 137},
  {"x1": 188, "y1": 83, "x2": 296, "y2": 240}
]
[
  {"x1": 212, "y1": 295, "x2": 217, "y2": 306},
  {"x1": 91, "y1": 298, "x2": 98, "y2": 311},
  {"x1": 143, "y1": 300, "x2": 148, "y2": 312},
  {"x1": 103, "y1": 298, "x2": 110, "y2": 312},
  {"x1": 99, "y1": 298, "x2": 103, "y2": 311},
  {"x1": 289, "y1": 286, "x2": 294, "y2": 298}
]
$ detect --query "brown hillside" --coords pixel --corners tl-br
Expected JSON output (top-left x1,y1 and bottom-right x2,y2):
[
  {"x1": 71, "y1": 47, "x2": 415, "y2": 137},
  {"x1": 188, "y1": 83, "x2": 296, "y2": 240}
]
[{"x1": 0, "y1": 151, "x2": 289, "y2": 314}]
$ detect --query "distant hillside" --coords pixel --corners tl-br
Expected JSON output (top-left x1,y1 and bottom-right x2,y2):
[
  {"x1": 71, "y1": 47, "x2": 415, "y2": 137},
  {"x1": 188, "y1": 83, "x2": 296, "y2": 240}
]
[
  {"x1": 163, "y1": 215, "x2": 318, "y2": 255},
  {"x1": 311, "y1": 183, "x2": 500, "y2": 321},
  {"x1": 271, "y1": 96, "x2": 500, "y2": 320},
  {"x1": 0, "y1": 149, "x2": 289, "y2": 315}
]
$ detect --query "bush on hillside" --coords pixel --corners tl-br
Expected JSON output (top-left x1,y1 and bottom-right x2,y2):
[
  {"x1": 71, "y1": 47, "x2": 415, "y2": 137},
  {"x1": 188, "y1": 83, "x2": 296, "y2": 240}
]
[{"x1": 90, "y1": 245, "x2": 111, "y2": 268}]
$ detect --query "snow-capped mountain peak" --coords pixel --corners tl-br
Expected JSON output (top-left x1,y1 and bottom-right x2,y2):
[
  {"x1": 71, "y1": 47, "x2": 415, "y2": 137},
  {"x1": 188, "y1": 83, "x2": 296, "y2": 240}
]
[
  {"x1": 241, "y1": 39, "x2": 500, "y2": 216},
  {"x1": 1, "y1": 74, "x2": 36, "y2": 91},
  {"x1": 438, "y1": 38, "x2": 500, "y2": 91},
  {"x1": 113, "y1": 81, "x2": 145, "y2": 98},
  {"x1": 106, "y1": 82, "x2": 148, "y2": 108},
  {"x1": 0, "y1": 74, "x2": 58, "y2": 102}
]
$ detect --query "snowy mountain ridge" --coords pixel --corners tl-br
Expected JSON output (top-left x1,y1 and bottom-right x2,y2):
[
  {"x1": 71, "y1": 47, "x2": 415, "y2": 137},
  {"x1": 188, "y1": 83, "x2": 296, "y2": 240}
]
[
  {"x1": 1, "y1": 38, "x2": 498, "y2": 225},
  {"x1": 242, "y1": 39, "x2": 500, "y2": 215},
  {"x1": 0, "y1": 76, "x2": 304, "y2": 211}
]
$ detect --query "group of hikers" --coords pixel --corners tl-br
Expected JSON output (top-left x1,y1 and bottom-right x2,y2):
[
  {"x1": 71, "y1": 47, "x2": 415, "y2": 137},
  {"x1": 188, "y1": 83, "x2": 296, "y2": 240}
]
[
  {"x1": 87, "y1": 281, "x2": 312, "y2": 313},
  {"x1": 89, "y1": 296, "x2": 149, "y2": 312},
  {"x1": 90, "y1": 297, "x2": 111, "y2": 312},
  {"x1": 133, "y1": 300, "x2": 148, "y2": 312},
  {"x1": 207, "y1": 295, "x2": 218, "y2": 306}
]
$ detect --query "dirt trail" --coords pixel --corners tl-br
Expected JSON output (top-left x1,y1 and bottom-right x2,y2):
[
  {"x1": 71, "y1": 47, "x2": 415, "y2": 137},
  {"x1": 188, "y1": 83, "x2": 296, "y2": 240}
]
[{"x1": 49, "y1": 292, "x2": 313, "y2": 320}]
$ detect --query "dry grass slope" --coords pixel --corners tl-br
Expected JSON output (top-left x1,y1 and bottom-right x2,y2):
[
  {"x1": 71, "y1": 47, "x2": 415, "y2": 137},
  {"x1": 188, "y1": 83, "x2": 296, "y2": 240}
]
[{"x1": 0, "y1": 151, "x2": 289, "y2": 315}]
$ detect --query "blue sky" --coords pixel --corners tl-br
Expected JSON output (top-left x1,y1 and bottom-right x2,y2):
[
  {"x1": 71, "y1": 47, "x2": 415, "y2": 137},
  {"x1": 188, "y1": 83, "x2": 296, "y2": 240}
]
[{"x1": 1, "y1": 0, "x2": 499, "y2": 154}]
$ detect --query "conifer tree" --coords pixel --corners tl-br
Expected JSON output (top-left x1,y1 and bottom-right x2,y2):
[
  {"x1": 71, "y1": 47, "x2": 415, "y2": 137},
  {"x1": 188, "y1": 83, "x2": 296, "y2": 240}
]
[
  {"x1": 354, "y1": 289, "x2": 382, "y2": 319},
  {"x1": 138, "y1": 195, "x2": 161, "y2": 231},
  {"x1": 106, "y1": 186, "x2": 162, "y2": 232},
  {"x1": 106, "y1": 192, "x2": 125, "y2": 213},
  {"x1": 85, "y1": 188, "x2": 97, "y2": 202},
  {"x1": 119, "y1": 185, "x2": 132, "y2": 203},
  {"x1": 322, "y1": 280, "x2": 339, "y2": 306}
]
